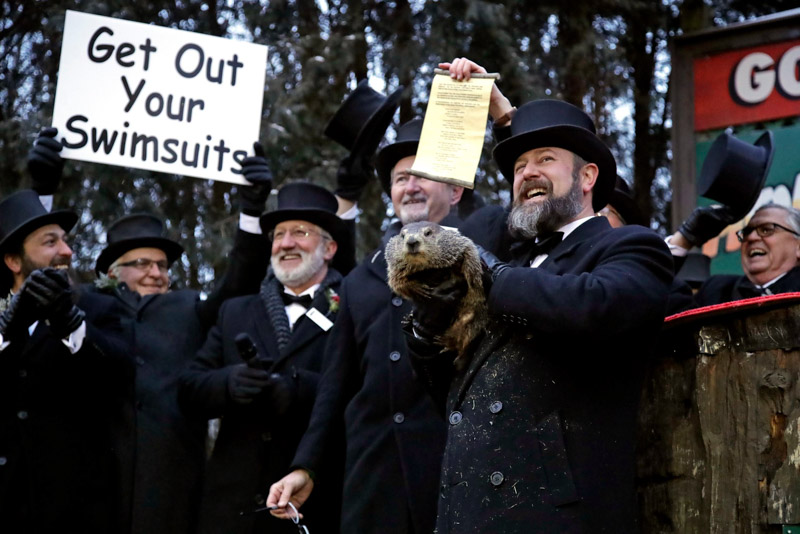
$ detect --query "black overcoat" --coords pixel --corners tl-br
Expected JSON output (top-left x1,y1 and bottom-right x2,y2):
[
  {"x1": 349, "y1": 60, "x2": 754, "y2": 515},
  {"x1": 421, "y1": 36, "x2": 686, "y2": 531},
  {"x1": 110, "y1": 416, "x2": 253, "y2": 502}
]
[
  {"x1": 0, "y1": 290, "x2": 129, "y2": 533},
  {"x1": 179, "y1": 271, "x2": 343, "y2": 534},
  {"x1": 291, "y1": 218, "x2": 457, "y2": 534},
  {"x1": 424, "y1": 216, "x2": 674, "y2": 533},
  {"x1": 693, "y1": 264, "x2": 800, "y2": 306},
  {"x1": 95, "y1": 228, "x2": 269, "y2": 534}
]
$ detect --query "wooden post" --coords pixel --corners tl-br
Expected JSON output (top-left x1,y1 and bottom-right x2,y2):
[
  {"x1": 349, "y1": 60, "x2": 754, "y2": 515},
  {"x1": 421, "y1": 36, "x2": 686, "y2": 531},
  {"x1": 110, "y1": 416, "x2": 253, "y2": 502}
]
[{"x1": 637, "y1": 302, "x2": 800, "y2": 532}]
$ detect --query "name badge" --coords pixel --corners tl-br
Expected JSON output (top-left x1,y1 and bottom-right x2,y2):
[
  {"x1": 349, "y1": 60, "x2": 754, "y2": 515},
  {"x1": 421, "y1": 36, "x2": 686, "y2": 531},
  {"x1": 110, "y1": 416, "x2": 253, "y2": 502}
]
[{"x1": 305, "y1": 307, "x2": 333, "y2": 331}]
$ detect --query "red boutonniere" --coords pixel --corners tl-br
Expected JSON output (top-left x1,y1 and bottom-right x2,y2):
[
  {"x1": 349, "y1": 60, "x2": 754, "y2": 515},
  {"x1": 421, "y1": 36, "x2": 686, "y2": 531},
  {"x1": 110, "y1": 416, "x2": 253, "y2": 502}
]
[{"x1": 326, "y1": 288, "x2": 340, "y2": 313}]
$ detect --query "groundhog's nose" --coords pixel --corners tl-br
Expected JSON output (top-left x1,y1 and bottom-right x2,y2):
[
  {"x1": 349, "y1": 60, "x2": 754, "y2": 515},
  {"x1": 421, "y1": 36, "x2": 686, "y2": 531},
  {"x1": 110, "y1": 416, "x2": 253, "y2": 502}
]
[{"x1": 405, "y1": 235, "x2": 420, "y2": 253}]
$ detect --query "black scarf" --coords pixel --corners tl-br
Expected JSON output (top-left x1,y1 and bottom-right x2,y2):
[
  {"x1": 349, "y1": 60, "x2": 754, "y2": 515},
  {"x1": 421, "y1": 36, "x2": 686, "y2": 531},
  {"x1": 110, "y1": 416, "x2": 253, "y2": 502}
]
[{"x1": 259, "y1": 267, "x2": 342, "y2": 353}]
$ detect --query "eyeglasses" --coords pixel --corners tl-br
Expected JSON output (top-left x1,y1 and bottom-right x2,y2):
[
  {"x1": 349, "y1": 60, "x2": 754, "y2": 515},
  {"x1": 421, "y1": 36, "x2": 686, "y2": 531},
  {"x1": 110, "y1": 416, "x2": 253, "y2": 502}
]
[
  {"x1": 735, "y1": 222, "x2": 800, "y2": 242},
  {"x1": 116, "y1": 258, "x2": 170, "y2": 272},
  {"x1": 268, "y1": 225, "x2": 328, "y2": 242},
  {"x1": 241, "y1": 502, "x2": 309, "y2": 533},
  {"x1": 286, "y1": 502, "x2": 309, "y2": 534}
]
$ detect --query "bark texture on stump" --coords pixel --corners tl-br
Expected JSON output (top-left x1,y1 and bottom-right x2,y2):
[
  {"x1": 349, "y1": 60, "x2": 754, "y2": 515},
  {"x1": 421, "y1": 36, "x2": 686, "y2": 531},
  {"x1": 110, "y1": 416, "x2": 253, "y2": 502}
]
[{"x1": 637, "y1": 302, "x2": 800, "y2": 533}]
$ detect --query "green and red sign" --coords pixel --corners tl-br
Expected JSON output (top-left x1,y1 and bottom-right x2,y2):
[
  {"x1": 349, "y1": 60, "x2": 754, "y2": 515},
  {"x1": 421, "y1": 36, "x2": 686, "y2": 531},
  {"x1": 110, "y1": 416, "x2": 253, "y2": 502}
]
[{"x1": 690, "y1": 35, "x2": 800, "y2": 274}]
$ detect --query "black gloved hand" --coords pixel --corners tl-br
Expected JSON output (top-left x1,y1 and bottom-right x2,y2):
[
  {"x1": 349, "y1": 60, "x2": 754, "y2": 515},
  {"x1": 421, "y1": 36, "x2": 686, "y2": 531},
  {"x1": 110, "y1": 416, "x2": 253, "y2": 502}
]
[
  {"x1": 476, "y1": 244, "x2": 511, "y2": 288},
  {"x1": 263, "y1": 372, "x2": 297, "y2": 417},
  {"x1": 0, "y1": 279, "x2": 40, "y2": 341},
  {"x1": 335, "y1": 152, "x2": 374, "y2": 202},
  {"x1": 28, "y1": 127, "x2": 64, "y2": 195},
  {"x1": 678, "y1": 204, "x2": 740, "y2": 247},
  {"x1": 410, "y1": 277, "x2": 468, "y2": 341},
  {"x1": 228, "y1": 363, "x2": 270, "y2": 404},
  {"x1": 26, "y1": 268, "x2": 85, "y2": 339},
  {"x1": 239, "y1": 142, "x2": 273, "y2": 216}
]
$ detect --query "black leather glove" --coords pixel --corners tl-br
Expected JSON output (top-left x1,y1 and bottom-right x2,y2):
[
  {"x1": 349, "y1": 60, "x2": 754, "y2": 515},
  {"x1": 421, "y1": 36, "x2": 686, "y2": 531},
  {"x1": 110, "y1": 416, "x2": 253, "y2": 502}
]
[
  {"x1": 476, "y1": 245, "x2": 511, "y2": 287},
  {"x1": 410, "y1": 278, "x2": 467, "y2": 341},
  {"x1": 228, "y1": 363, "x2": 270, "y2": 404},
  {"x1": 28, "y1": 127, "x2": 64, "y2": 195},
  {"x1": 25, "y1": 268, "x2": 85, "y2": 339},
  {"x1": 0, "y1": 279, "x2": 40, "y2": 341},
  {"x1": 335, "y1": 152, "x2": 374, "y2": 202},
  {"x1": 239, "y1": 142, "x2": 273, "y2": 216},
  {"x1": 678, "y1": 205, "x2": 739, "y2": 247},
  {"x1": 263, "y1": 372, "x2": 297, "y2": 417}
]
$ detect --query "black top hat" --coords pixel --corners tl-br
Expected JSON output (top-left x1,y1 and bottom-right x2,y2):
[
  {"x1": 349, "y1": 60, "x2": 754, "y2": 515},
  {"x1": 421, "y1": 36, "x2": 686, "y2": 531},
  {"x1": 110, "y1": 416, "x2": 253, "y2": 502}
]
[
  {"x1": 0, "y1": 189, "x2": 78, "y2": 256},
  {"x1": 609, "y1": 176, "x2": 647, "y2": 226},
  {"x1": 375, "y1": 118, "x2": 424, "y2": 193},
  {"x1": 492, "y1": 99, "x2": 617, "y2": 211},
  {"x1": 325, "y1": 80, "x2": 404, "y2": 155},
  {"x1": 260, "y1": 181, "x2": 349, "y2": 247},
  {"x1": 698, "y1": 130, "x2": 774, "y2": 219},
  {"x1": 95, "y1": 214, "x2": 184, "y2": 275}
]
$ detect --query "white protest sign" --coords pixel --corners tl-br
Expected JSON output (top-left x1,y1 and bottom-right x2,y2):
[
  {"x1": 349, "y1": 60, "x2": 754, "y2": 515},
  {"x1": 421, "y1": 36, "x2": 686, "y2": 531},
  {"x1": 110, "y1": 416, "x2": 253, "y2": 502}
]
[{"x1": 52, "y1": 10, "x2": 268, "y2": 185}]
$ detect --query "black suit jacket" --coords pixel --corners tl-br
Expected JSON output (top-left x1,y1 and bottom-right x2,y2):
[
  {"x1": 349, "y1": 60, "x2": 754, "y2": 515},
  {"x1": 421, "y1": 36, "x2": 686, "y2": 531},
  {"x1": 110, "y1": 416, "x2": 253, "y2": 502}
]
[
  {"x1": 693, "y1": 265, "x2": 800, "y2": 307},
  {"x1": 424, "y1": 216, "x2": 674, "y2": 533},
  {"x1": 179, "y1": 273, "x2": 343, "y2": 534}
]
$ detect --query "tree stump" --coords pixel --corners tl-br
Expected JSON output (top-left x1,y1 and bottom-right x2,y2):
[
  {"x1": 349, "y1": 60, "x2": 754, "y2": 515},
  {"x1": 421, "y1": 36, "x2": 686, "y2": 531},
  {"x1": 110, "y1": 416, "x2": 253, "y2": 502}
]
[{"x1": 637, "y1": 300, "x2": 800, "y2": 533}]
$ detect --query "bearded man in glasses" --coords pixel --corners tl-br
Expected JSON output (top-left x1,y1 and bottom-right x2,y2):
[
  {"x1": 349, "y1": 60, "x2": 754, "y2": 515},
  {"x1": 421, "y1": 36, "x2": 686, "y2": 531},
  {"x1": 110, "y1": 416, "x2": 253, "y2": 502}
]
[
  {"x1": 669, "y1": 202, "x2": 800, "y2": 306},
  {"x1": 179, "y1": 182, "x2": 348, "y2": 534}
]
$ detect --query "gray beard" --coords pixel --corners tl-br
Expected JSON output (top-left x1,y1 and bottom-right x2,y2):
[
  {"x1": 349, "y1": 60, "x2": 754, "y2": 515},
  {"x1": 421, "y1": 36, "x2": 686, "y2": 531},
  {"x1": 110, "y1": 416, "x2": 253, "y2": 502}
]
[
  {"x1": 271, "y1": 241, "x2": 327, "y2": 289},
  {"x1": 508, "y1": 178, "x2": 583, "y2": 239},
  {"x1": 397, "y1": 196, "x2": 430, "y2": 225}
]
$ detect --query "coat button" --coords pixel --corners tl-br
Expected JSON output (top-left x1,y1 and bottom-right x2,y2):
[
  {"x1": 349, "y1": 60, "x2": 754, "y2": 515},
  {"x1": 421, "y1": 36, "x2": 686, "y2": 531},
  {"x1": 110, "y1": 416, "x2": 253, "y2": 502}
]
[
  {"x1": 393, "y1": 412, "x2": 405, "y2": 424},
  {"x1": 0, "y1": 456, "x2": 6, "y2": 466},
  {"x1": 254, "y1": 493, "x2": 263, "y2": 504},
  {"x1": 18, "y1": 369, "x2": 27, "y2": 378},
  {"x1": 490, "y1": 471, "x2": 505, "y2": 486},
  {"x1": 136, "y1": 357, "x2": 145, "y2": 366},
  {"x1": 489, "y1": 401, "x2": 503, "y2": 414},
  {"x1": 17, "y1": 410, "x2": 28, "y2": 420},
  {"x1": 261, "y1": 432, "x2": 272, "y2": 442},
  {"x1": 389, "y1": 351, "x2": 401, "y2": 362},
  {"x1": 391, "y1": 296, "x2": 403, "y2": 307},
  {"x1": 449, "y1": 411, "x2": 462, "y2": 425}
]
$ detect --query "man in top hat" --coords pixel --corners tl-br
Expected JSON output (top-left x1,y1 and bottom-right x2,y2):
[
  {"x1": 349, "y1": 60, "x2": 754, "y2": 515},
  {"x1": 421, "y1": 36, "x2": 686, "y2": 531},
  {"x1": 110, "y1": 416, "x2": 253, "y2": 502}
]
[
  {"x1": 26, "y1": 128, "x2": 274, "y2": 534},
  {"x1": 396, "y1": 59, "x2": 674, "y2": 532},
  {"x1": 268, "y1": 114, "x2": 468, "y2": 534},
  {"x1": 599, "y1": 176, "x2": 648, "y2": 228},
  {"x1": 673, "y1": 202, "x2": 800, "y2": 306},
  {"x1": 0, "y1": 189, "x2": 128, "y2": 532},
  {"x1": 179, "y1": 182, "x2": 348, "y2": 534},
  {"x1": 326, "y1": 79, "x2": 485, "y2": 223},
  {"x1": 664, "y1": 131, "x2": 793, "y2": 307}
]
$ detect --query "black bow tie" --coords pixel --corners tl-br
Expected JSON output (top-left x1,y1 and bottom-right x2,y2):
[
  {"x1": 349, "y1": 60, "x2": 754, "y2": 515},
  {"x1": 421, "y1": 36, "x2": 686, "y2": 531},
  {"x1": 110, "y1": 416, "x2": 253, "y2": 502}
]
[
  {"x1": 511, "y1": 232, "x2": 564, "y2": 264},
  {"x1": 282, "y1": 292, "x2": 313, "y2": 308}
]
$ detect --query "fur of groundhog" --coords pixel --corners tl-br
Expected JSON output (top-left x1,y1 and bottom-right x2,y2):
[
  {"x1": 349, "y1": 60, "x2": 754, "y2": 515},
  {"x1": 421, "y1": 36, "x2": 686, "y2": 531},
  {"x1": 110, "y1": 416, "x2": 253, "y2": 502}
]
[{"x1": 386, "y1": 221, "x2": 487, "y2": 367}]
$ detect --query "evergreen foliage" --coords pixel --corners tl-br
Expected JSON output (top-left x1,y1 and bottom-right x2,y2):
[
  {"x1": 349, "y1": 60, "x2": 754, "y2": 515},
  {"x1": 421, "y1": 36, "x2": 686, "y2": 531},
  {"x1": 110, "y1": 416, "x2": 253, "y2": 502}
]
[{"x1": 0, "y1": 0, "x2": 788, "y2": 291}]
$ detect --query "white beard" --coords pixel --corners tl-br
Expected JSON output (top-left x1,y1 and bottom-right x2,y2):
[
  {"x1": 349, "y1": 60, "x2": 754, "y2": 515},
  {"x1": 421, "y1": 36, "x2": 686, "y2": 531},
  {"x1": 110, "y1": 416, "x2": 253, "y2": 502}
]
[{"x1": 271, "y1": 240, "x2": 327, "y2": 289}]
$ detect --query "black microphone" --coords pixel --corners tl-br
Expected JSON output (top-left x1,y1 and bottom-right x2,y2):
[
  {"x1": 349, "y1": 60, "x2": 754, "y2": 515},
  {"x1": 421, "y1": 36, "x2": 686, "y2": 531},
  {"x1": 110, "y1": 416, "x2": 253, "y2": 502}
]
[{"x1": 234, "y1": 333, "x2": 263, "y2": 369}]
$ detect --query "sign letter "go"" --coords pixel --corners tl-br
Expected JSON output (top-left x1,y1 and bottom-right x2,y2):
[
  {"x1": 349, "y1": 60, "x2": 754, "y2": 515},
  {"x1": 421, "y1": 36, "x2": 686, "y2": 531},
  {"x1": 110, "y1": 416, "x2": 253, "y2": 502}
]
[{"x1": 731, "y1": 46, "x2": 800, "y2": 105}]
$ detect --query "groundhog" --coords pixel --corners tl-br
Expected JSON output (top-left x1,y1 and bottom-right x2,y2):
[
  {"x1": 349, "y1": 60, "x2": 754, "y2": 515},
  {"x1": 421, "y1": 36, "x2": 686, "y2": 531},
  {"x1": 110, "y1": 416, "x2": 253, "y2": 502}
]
[{"x1": 385, "y1": 221, "x2": 487, "y2": 367}]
